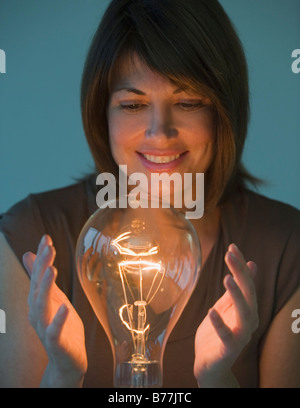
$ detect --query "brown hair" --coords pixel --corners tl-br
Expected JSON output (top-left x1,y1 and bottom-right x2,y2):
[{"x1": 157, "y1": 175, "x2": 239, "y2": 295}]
[{"x1": 81, "y1": 0, "x2": 259, "y2": 209}]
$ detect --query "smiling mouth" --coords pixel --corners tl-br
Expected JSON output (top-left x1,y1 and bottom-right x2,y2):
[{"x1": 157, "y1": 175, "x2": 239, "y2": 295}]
[{"x1": 142, "y1": 153, "x2": 181, "y2": 164}]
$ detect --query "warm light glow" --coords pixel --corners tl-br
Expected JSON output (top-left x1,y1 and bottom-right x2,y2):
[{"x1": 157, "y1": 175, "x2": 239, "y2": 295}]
[
  {"x1": 119, "y1": 304, "x2": 150, "y2": 335},
  {"x1": 112, "y1": 231, "x2": 159, "y2": 256},
  {"x1": 76, "y1": 201, "x2": 201, "y2": 387},
  {"x1": 112, "y1": 231, "x2": 166, "y2": 365}
]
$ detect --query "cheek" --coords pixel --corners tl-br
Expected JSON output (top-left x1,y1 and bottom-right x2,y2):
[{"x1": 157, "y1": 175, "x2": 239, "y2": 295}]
[
  {"x1": 187, "y1": 119, "x2": 215, "y2": 153},
  {"x1": 108, "y1": 118, "x2": 138, "y2": 167},
  {"x1": 108, "y1": 109, "x2": 145, "y2": 160},
  {"x1": 109, "y1": 131, "x2": 124, "y2": 165},
  {"x1": 196, "y1": 108, "x2": 215, "y2": 139},
  {"x1": 108, "y1": 111, "x2": 126, "y2": 164},
  {"x1": 187, "y1": 111, "x2": 215, "y2": 170}
]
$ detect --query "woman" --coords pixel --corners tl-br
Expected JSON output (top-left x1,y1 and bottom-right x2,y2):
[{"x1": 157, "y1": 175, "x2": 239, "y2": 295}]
[{"x1": 0, "y1": 0, "x2": 299, "y2": 388}]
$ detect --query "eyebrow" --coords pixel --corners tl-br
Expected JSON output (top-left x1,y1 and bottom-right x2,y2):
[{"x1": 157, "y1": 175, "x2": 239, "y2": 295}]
[
  {"x1": 112, "y1": 86, "x2": 186, "y2": 95},
  {"x1": 113, "y1": 87, "x2": 146, "y2": 95}
]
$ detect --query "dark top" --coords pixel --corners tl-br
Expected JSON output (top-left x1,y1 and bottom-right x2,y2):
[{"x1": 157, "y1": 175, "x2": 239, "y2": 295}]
[{"x1": 1, "y1": 176, "x2": 300, "y2": 388}]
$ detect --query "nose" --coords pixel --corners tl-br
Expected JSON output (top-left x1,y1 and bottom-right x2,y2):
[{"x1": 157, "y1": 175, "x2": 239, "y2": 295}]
[{"x1": 145, "y1": 106, "x2": 178, "y2": 139}]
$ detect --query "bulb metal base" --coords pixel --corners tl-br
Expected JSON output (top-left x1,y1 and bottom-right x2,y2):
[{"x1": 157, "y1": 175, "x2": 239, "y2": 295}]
[{"x1": 115, "y1": 360, "x2": 162, "y2": 388}]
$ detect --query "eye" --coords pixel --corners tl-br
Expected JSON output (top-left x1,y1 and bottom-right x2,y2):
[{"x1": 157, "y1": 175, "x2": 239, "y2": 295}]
[
  {"x1": 176, "y1": 101, "x2": 207, "y2": 111},
  {"x1": 120, "y1": 103, "x2": 146, "y2": 112}
]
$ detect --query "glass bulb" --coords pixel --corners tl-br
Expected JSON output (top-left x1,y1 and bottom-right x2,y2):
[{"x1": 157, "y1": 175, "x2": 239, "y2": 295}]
[{"x1": 76, "y1": 198, "x2": 201, "y2": 388}]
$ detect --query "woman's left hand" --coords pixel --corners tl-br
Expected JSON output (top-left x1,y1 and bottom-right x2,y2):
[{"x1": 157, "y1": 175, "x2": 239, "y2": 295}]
[{"x1": 194, "y1": 243, "x2": 259, "y2": 387}]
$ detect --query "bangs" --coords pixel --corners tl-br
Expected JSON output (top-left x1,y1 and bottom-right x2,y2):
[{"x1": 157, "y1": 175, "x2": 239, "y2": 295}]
[{"x1": 106, "y1": 0, "x2": 222, "y2": 101}]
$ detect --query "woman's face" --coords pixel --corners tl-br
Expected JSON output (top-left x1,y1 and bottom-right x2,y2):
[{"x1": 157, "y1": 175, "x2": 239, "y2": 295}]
[{"x1": 107, "y1": 55, "x2": 215, "y2": 184}]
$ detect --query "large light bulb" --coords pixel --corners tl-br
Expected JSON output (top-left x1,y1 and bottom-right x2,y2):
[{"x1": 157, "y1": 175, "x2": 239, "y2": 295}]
[{"x1": 76, "y1": 198, "x2": 201, "y2": 388}]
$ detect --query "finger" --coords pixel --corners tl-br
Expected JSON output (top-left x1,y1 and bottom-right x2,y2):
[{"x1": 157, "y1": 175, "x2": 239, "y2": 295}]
[
  {"x1": 228, "y1": 243, "x2": 245, "y2": 262},
  {"x1": 228, "y1": 245, "x2": 257, "y2": 279},
  {"x1": 23, "y1": 234, "x2": 52, "y2": 277},
  {"x1": 29, "y1": 234, "x2": 54, "y2": 282},
  {"x1": 209, "y1": 308, "x2": 234, "y2": 348},
  {"x1": 37, "y1": 234, "x2": 53, "y2": 255},
  {"x1": 32, "y1": 244, "x2": 56, "y2": 287},
  {"x1": 29, "y1": 244, "x2": 56, "y2": 306},
  {"x1": 225, "y1": 247, "x2": 256, "y2": 305},
  {"x1": 247, "y1": 261, "x2": 257, "y2": 279},
  {"x1": 35, "y1": 266, "x2": 57, "y2": 326},
  {"x1": 46, "y1": 304, "x2": 69, "y2": 346},
  {"x1": 223, "y1": 274, "x2": 251, "y2": 325},
  {"x1": 33, "y1": 234, "x2": 54, "y2": 281},
  {"x1": 23, "y1": 252, "x2": 36, "y2": 276}
]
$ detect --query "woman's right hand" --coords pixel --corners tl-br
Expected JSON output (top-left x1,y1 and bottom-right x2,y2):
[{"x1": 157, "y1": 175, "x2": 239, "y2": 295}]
[{"x1": 22, "y1": 234, "x2": 88, "y2": 387}]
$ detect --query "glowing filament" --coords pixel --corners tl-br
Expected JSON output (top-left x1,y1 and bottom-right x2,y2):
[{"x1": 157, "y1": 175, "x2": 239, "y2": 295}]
[
  {"x1": 119, "y1": 304, "x2": 150, "y2": 334},
  {"x1": 111, "y1": 231, "x2": 166, "y2": 359}
]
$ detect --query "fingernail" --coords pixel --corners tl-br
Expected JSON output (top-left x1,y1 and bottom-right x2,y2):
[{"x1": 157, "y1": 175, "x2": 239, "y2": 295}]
[
  {"x1": 248, "y1": 261, "x2": 258, "y2": 277},
  {"x1": 23, "y1": 252, "x2": 30, "y2": 261},
  {"x1": 42, "y1": 245, "x2": 51, "y2": 257},
  {"x1": 228, "y1": 275, "x2": 237, "y2": 289},
  {"x1": 22, "y1": 253, "x2": 29, "y2": 269},
  {"x1": 229, "y1": 243, "x2": 238, "y2": 251},
  {"x1": 227, "y1": 251, "x2": 237, "y2": 263},
  {"x1": 37, "y1": 235, "x2": 47, "y2": 253},
  {"x1": 44, "y1": 267, "x2": 52, "y2": 281}
]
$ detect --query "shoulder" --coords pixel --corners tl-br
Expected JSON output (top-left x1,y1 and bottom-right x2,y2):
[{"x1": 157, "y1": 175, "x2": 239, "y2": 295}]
[
  {"x1": 30, "y1": 175, "x2": 96, "y2": 214},
  {"x1": 245, "y1": 189, "x2": 300, "y2": 227},
  {"x1": 0, "y1": 177, "x2": 93, "y2": 229},
  {"x1": 222, "y1": 188, "x2": 300, "y2": 289},
  {"x1": 223, "y1": 188, "x2": 300, "y2": 245},
  {"x1": 0, "y1": 175, "x2": 97, "y2": 261},
  {"x1": 243, "y1": 189, "x2": 300, "y2": 247}
]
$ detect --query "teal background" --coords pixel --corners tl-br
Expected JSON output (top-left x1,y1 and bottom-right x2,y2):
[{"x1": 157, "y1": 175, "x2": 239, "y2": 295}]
[{"x1": 0, "y1": 0, "x2": 299, "y2": 213}]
